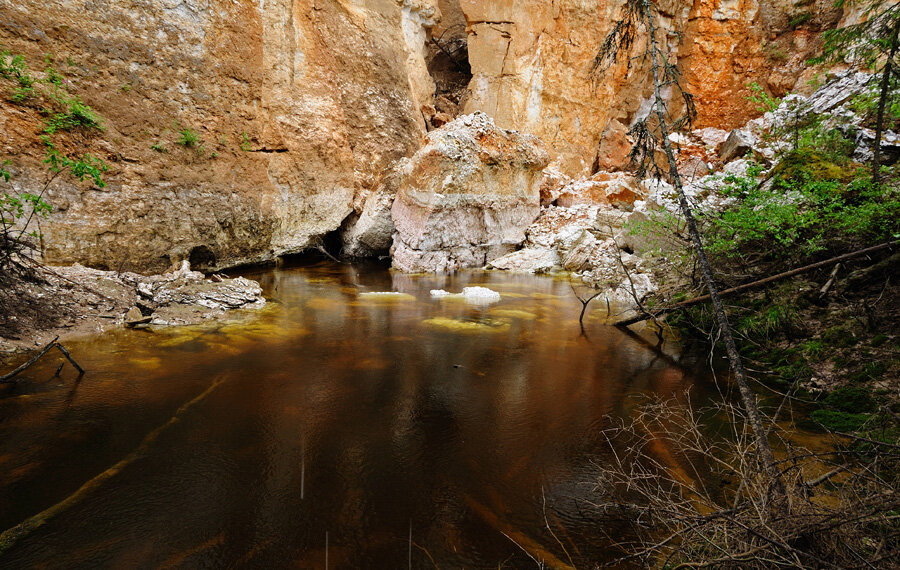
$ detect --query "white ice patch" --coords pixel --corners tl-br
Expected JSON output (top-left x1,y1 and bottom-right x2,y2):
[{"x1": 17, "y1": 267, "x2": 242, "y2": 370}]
[
  {"x1": 430, "y1": 286, "x2": 502, "y2": 305},
  {"x1": 359, "y1": 291, "x2": 417, "y2": 301}
]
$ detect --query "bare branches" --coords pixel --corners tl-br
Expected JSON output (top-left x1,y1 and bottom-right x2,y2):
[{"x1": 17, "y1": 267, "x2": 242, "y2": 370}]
[
  {"x1": 593, "y1": 0, "x2": 784, "y2": 495},
  {"x1": 590, "y1": 396, "x2": 900, "y2": 569},
  {"x1": 0, "y1": 336, "x2": 85, "y2": 383}
]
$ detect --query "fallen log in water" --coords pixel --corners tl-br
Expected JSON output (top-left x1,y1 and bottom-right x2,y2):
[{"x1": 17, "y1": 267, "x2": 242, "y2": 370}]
[
  {"x1": 0, "y1": 376, "x2": 228, "y2": 556},
  {"x1": 614, "y1": 240, "x2": 900, "y2": 328},
  {"x1": 0, "y1": 336, "x2": 85, "y2": 383},
  {"x1": 464, "y1": 495, "x2": 575, "y2": 569}
]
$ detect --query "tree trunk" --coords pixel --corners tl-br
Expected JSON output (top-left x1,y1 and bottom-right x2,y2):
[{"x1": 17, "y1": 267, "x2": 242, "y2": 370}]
[
  {"x1": 873, "y1": 16, "x2": 899, "y2": 186},
  {"x1": 639, "y1": 0, "x2": 785, "y2": 497}
]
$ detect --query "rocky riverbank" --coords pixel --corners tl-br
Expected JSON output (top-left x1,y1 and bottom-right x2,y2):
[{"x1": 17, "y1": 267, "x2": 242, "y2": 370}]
[{"x1": 0, "y1": 261, "x2": 264, "y2": 355}]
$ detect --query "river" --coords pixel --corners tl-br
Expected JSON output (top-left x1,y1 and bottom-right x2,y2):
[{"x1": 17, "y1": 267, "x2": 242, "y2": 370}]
[{"x1": 0, "y1": 260, "x2": 717, "y2": 568}]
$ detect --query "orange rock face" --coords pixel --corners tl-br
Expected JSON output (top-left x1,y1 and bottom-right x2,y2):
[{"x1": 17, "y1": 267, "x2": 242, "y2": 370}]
[
  {"x1": 459, "y1": 0, "x2": 843, "y2": 177},
  {"x1": 0, "y1": 0, "x2": 846, "y2": 271},
  {"x1": 0, "y1": 0, "x2": 441, "y2": 272}
]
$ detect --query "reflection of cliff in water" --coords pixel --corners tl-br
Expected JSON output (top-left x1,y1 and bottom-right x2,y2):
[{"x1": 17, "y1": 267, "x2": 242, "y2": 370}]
[{"x1": 0, "y1": 260, "x2": 712, "y2": 568}]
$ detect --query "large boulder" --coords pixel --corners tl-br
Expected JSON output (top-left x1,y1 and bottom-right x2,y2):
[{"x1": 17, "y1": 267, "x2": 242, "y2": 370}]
[
  {"x1": 719, "y1": 129, "x2": 755, "y2": 162},
  {"x1": 341, "y1": 169, "x2": 402, "y2": 257},
  {"x1": 390, "y1": 113, "x2": 549, "y2": 272}
]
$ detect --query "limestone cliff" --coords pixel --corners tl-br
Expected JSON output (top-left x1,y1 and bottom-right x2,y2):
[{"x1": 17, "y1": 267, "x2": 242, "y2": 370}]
[
  {"x1": 0, "y1": 0, "x2": 846, "y2": 273},
  {"x1": 0, "y1": 0, "x2": 439, "y2": 272},
  {"x1": 460, "y1": 0, "x2": 843, "y2": 176}
]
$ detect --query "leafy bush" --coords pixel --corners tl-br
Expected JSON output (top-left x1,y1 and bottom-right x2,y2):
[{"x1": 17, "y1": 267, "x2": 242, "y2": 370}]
[
  {"x1": 747, "y1": 82, "x2": 781, "y2": 113},
  {"x1": 1, "y1": 51, "x2": 36, "y2": 102},
  {"x1": 825, "y1": 387, "x2": 877, "y2": 414},
  {"x1": 1, "y1": 147, "x2": 107, "y2": 273},
  {"x1": 44, "y1": 94, "x2": 102, "y2": 133},
  {"x1": 848, "y1": 75, "x2": 900, "y2": 131},
  {"x1": 177, "y1": 127, "x2": 200, "y2": 148},
  {"x1": 43, "y1": 141, "x2": 108, "y2": 188},
  {"x1": 702, "y1": 150, "x2": 900, "y2": 262},
  {"x1": 43, "y1": 54, "x2": 63, "y2": 87},
  {"x1": 810, "y1": 409, "x2": 872, "y2": 432}
]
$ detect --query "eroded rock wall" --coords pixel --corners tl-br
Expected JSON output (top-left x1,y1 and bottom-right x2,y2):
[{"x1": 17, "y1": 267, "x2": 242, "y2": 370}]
[
  {"x1": 0, "y1": 0, "x2": 846, "y2": 272},
  {"x1": 0, "y1": 0, "x2": 439, "y2": 272},
  {"x1": 459, "y1": 0, "x2": 843, "y2": 177}
]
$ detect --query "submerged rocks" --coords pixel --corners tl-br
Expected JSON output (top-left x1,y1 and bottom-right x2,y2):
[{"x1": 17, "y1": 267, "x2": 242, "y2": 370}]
[
  {"x1": 0, "y1": 261, "x2": 265, "y2": 352},
  {"x1": 390, "y1": 113, "x2": 549, "y2": 272}
]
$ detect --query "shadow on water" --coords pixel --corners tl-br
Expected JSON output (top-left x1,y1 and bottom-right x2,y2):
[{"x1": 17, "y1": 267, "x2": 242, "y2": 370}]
[{"x1": 0, "y1": 261, "x2": 718, "y2": 568}]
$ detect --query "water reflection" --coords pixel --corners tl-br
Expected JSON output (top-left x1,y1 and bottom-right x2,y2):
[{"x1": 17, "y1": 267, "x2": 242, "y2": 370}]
[{"x1": 0, "y1": 260, "x2": 711, "y2": 568}]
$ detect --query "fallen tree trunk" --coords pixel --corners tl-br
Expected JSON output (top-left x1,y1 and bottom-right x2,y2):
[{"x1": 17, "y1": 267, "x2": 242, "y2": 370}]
[
  {"x1": 0, "y1": 337, "x2": 59, "y2": 383},
  {"x1": 614, "y1": 240, "x2": 900, "y2": 328},
  {"x1": 0, "y1": 336, "x2": 86, "y2": 383}
]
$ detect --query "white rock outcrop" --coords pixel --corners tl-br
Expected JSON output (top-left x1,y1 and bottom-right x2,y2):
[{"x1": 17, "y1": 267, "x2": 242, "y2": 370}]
[{"x1": 390, "y1": 113, "x2": 549, "y2": 272}]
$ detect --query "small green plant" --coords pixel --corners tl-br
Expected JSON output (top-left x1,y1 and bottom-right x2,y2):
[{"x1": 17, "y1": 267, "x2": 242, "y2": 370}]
[
  {"x1": 788, "y1": 12, "x2": 813, "y2": 29},
  {"x1": 800, "y1": 339, "x2": 826, "y2": 359},
  {"x1": 150, "y1": 142, "x2": 167, "y2": 153},
  {"x1": 763, "y1": 43, "x2": 789, "y2": 63},
  {"x1": 119, "y1": 81, "x2": 132, "y2": 92},
  {"x1": 810, "y1": 409, "x2": 871, "y2": 432},
  {"x1": 2, "y1": 146, "x2": 108, "y2": 272},
  {"x1": 43, "y1": 140, "x2": 108, "y2": 188},
  {"x1": 239, "y1": 132, "x2": 252, "y2": 151},
  {"x1": 43, "y1": 94, "x2": 102, "y2": 133},
  {"x1": 1, "y1": 51, "x2": 37, "y2": 102},
  {"x1": 848, "y1": 76, "x2": 900, "y2": 131},
  {"x1": 746, "y1": 82, "x2": 781, "y2": 113},
  {"x1": 825, "y1": 387, "x2": 877, "y2": 414},
  {"x1": 177, "y1": 127, "x2": 200, "y2": 148},
  {"x1": 43, "y1": 54, "x2": 63, "y2": 87}
]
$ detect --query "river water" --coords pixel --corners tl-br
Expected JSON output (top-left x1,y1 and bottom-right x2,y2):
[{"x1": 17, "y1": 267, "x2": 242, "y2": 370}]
[{"x1": 0, "y1": 260, "x2": 716, "y2": 568}]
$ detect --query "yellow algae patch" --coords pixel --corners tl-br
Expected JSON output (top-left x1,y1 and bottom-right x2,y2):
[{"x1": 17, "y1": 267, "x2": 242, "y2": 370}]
[
  {"x1": 129, "y1": 356, "x2": 162, "y2": 369},
  {"x1": 530, "y1": 292, "x2": 564, "y2": 299},
  {"x1": 202, "y1": 342, "x2": 245, "y2": 356},
  {"x1": 154, "y1": 331, "x2": 204, "y2": 347},
  {"x1": 488, "y1": 308, "x2": 538, "y2": 320},
  {"x1": 498, "y1": 292, "x2": 528, "y2": 298},
  {"x1": 352, "y1": 357, "x2": 390, "y2": 370},
  {"x1": 306, "y1": 297, "x2": 344, "y2": 311},
  {"x1": 422, "y1": 317, "x2": 510, "y2": 334},
  {"x1": 357, "y1": 292, "x2": 417, "y2": 302}
]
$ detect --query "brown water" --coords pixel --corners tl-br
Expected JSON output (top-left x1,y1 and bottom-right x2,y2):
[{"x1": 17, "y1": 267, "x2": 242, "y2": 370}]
[{"x1": 0, "y1": 260, "x2": 715, "y2": 568}]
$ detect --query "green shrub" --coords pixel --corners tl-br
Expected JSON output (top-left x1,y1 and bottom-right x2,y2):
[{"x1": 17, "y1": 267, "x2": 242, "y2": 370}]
[
  {"x1": 702, "y1": 150, "x2": 900, "y2": 262},
  {"x1": 44, "y1": 94, "x2": 102, "y2": 133},
  {"x1": 177, "y1": 127, "x2": 200, "y2": 148},
  {"x1": 871, "y1": 334, "x2": 888, "y2": 347},
  {"x1": 788, "y1": 12, "x2": 813, "y2": 29},
  {"x1": 43, "y1": 54, "x2": 63, "y2": 87},
  {"x1": 150, "y1": 142, "x2": 167, "y2": 153},
  {"x1": 810, "y1": 409, "x2": 871, "y2": 432},
  {"x1": 825, "y1": 387, "x2": 877, "y2": 413},
  {"x1": 1, "y1": 51, "x2": 36, "y2": 102},
  {"x1": 43, "y1": 139, "x2": 108, "y2": 188},
  {"x1": 747, "y1": 82, "x2": 780, "y2": 113},
  {"x1": 848, "y1": 75, "x2": 900, "y2": 131}
]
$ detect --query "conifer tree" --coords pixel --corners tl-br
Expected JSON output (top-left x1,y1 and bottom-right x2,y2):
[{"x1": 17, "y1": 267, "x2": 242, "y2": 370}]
[
  {"x1": 592, "y1": 0, "x2": 785, "y2": 496},
  {"x1": 818, "y1": 0, "x2": 900, "y2": 184}
]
